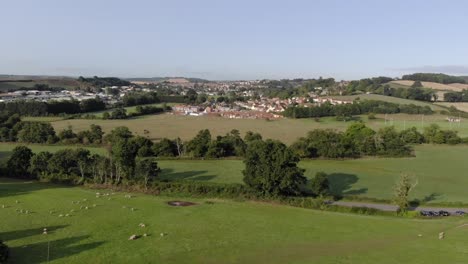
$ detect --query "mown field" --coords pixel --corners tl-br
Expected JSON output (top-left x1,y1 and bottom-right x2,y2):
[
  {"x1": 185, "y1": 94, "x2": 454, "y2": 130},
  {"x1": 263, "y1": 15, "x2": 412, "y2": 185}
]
[
  {"x1": 1, "y1": 178, "x2": 468, "y2": 264},
  {"x1": 87, "y1": 103, "x2": 177, "y2": 118},
  {"x1": 1, "y1": 143, "x2": 466, "y2": 204},
  {"x1": 49, "y1": 113, "x2": 468, "y2": 144},
  {"x1": 328, "y1": 94, "x2": 446, "y2": 111}
]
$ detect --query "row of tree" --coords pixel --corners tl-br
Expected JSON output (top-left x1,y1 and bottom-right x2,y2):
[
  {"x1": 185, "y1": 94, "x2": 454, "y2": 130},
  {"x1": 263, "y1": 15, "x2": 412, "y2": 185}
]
[
  {"x1": 0, "y1": 97, "x2": 106, "y2": 116},
  {"x1": 283, "y1": 100, "x2": 433, "y2": 119},
  {"x1": 444, "y1": 90, "x2": 468, "y2": 102}
]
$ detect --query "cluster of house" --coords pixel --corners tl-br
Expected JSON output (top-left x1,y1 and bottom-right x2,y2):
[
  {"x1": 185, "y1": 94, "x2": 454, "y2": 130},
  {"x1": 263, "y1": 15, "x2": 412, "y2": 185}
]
[{"x1": 172, "y1": 96, "x2": 352, "y2": 119}]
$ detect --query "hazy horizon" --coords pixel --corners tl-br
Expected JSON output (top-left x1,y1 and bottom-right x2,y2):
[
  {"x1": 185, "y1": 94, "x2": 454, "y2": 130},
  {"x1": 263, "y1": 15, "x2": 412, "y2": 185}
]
[{"x1": 2, "y1": 0, "x2": 468, "y2": 80}]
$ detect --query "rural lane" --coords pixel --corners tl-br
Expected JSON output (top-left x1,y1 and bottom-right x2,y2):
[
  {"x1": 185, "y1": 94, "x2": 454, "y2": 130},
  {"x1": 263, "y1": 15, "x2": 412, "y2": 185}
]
[{"x1": 332, "y1": 201, "x2": 468, "y2": 213}]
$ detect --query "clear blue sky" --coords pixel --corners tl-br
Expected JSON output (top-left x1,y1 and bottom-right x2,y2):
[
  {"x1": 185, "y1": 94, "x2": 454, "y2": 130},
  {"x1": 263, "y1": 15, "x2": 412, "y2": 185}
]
[{"x1": 1, "y1": 0, "x2": 468, "y2": 80}]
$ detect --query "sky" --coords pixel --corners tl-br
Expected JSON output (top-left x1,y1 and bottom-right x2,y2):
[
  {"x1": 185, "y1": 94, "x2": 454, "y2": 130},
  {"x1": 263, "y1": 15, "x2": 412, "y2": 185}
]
[{"x1": 1, "y1": 0, "x2": 468, "y2": 80}]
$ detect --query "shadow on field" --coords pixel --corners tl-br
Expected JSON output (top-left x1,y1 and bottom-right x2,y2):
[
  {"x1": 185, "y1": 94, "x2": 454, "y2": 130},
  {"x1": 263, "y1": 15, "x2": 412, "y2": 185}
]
[
  {"x1": 0, "y1": 178, "x2": 69, "y2": 198},
  {"x1": 410, "y1": 193, "x2": 443, "y2": 207},
  {"x1": 10, "y1": 235, "x2": 105, "y2": 264},
  {"x1": 328, "y1": 173, "x2": 368, "y2": 196},
  {"x1": 0, "y1": 225, "x2": 68, "y2": 242},
  {"x1": 160, "y1": 168, "x2": 216, "y2": 182}
]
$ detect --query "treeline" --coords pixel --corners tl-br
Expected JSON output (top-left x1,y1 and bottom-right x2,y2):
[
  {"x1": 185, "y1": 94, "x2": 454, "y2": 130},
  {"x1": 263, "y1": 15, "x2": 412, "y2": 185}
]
[
  {"x1": 346, "y1": 77, "x2": 435, "y2": 102},
  {"x1": 6, "y1": 145, "x2": 160, "y2": 187},
  {"x1": 283, "y1": 100, "x2": 433, "y2": 119},
  {"x1": 291, "y1": 123, "x2": 463, "y2": 159},
  {"x1": 444, "y1": 90, "x2": 468, "y2": 102},
  {"x1": 0, "y1": 97, "x2": 106, "y2": 116},
  {"x1": 78, "y1": 76, "x2": 132, "y2": 87},
  {"x1": 122, "y1": 91, "x2": 206, "y2": 106},
  {"x1": 402, "y1": 73, "x2": 466, "y2": 84},
  {"x1": 102, "y1": 105, "x2": 170, "y2": 120},
  {"x1": 262, "y1": 78, "x2": 336, "y2": 99}
]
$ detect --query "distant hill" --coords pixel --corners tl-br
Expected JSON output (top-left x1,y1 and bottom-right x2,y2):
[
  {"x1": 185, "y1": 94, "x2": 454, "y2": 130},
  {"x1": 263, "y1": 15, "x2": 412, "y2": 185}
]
[
  {"x1": 126, "y1": 77, "x2": 210, "y2": 83},
  {"x1": 0, "y1": 76, "x2": 82, "y2": 92}
]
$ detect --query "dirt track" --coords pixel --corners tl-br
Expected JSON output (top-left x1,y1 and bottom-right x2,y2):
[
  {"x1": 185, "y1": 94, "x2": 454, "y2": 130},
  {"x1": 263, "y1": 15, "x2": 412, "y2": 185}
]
[{"x1": 332, "y1": 201, "x2": 468, "y2": 213}]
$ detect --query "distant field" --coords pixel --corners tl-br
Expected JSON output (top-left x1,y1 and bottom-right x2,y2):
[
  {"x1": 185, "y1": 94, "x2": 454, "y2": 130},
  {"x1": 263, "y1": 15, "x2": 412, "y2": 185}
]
[
  {"x1": 0, "y1": 79, "x2": 80, "y2": 91},
  {"x1": 158, "y1": 145, "x2": 468, "y2": 204},
  {"x1": 328, "y1": 94, "x2": 445, "y2": 111},
  {"x1": 50, "y1": 113, "x2": 468, "y2": 144},
  {"x1": 2, "y1": 179, "x2": 468, "y2": 263},
  {"x1": 435, "y1": 102, "x2": 468, "y2": 113},
  {"x1": 389, "y1": 80, "x2": 468, "y2": 92},
  {"x1": 89, "y1": 103, "x2": 177, "y2": 118}
]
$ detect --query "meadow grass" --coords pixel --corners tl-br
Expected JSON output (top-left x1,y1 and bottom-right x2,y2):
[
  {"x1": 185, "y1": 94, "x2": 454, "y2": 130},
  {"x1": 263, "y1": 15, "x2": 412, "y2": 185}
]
[
  {"x1": 0, "y1": 143, "x2": 466, "y2": 204},
  {"x1": 158, "y1": 145, "x2": 468, "y2": 204},
  {"x1": 1, "y1": 178, "x2": 468, "y2": 264},
  {"x1": 50, "y1": 113, "x2": 468, "y2": 144}
]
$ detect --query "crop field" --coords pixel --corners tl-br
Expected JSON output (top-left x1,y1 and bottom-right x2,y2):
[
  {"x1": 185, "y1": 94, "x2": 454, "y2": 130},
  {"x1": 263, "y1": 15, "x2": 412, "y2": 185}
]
[
  {"x1": 1, "y1": 178, "x2": 468, "y2": 263},
  {"x1": 435, "y1": 102, "x2": 468, "y2": 113},
  {"x1": 389, "y1": 80, "x2": 468, "y2": 92},
  {"x1": 49, "y1": 113, "x2": 468, "y2": 144}
]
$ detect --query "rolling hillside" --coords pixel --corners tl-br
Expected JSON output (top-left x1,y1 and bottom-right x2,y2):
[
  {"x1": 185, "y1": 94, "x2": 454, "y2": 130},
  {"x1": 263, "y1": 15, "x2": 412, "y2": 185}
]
[{"x1": 389, "y1": 80, "x2": 468, "y2": 92}]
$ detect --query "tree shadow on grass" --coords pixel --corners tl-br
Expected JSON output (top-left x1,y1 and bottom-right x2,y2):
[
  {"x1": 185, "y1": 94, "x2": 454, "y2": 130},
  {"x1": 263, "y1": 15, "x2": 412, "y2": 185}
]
[
  {"x1": 10, "y1": 235, "x2": 105, "y2": 264},
  {"x1": 410, "y1": 193, "x2": 442, "y2": 207},
  {"x1": 159, "y1": 168, "x2": 216, "y2": 182},
  {"x1": 0, "y1": 225, "x2": 68, "y2": 242},
  {"x1": 327, "y1": 173, "x2": 368, "y2": 198},
  {"x1": 0, "y1": 178, "x2": 70, "y2": 198}
]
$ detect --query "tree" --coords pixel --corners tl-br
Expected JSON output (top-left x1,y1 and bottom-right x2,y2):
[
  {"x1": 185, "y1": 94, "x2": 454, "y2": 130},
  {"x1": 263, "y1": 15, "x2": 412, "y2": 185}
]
[
  {"x1": 243, "y1": 139, "x2": 306, "y2": 196},
  {"x1": 411, "y1": 80, "x2": 423, "y2": 88},
  {"x1": 186, "y1": 129, "x2": 211, "y2": 157},
  {"x1": 74, "y1": 148, "x2": 91, "y2": 181},
  {"x1": 394, "y1": 174, "x2": 418, "y2": 213},
  {"x1": 244, "y1": 131, "x2": 262, "y2": 143},
  {"x1": 309, "y1": 172, "x2": 330, "y2": 196},
  {"x1": 135, "y1": 158, "x2": 161, "y2": 188},
  {"x1": 7, "y1": 146, "x2": 33, "y2": 178},
  {"x1": 0, "y1": 240, "x2": 9, "y2": 263},
  {"x1": 30, "y1": 151, "x2": 53, "y2": 178},
  {"x1": 153, "y1": 138, "x2": 178, "y2": 157}
]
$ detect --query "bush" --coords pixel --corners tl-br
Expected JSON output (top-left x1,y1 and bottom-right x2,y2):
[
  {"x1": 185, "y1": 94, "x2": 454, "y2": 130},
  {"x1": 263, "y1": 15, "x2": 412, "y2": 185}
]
[{"x1": 0, "y1": 240, "x2": 9, "y2": 263}]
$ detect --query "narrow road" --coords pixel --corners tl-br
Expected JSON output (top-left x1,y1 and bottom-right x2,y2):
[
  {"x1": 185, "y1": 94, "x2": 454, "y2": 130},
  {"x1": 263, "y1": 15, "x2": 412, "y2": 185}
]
[{"x1": 332, "y1": 201, "x2": 468, "y2": 213}]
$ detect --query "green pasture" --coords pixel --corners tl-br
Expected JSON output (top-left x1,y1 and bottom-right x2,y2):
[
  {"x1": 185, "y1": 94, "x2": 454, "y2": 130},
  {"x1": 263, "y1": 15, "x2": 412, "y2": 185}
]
[{"x1": 1, "y1": 178, "x2": 468, "y2": 263}]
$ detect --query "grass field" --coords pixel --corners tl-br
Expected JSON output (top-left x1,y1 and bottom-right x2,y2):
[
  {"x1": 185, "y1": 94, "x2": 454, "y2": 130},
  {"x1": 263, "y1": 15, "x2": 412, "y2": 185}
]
[
  {"x1": 49, "y1": 113, "x2": 468, "y2": 144},
  {"x1": 0, "y1": 143, "x2": 464, "y2": 204},
  {"x1": 1, "y1": 178, "x2": 468, "y2": 263},
  {"x1": 436, "y1": 102, "x2": 468, "y2": 113},
  {"x1": 158, "y1": 145, "x2": 468, "y2": 204},
  {"x1": 88, "y1": 103, "x2": 177, "y2": 118},
  {"x1": 328, "y1": 94, "x2": 446, "y2": 111}
]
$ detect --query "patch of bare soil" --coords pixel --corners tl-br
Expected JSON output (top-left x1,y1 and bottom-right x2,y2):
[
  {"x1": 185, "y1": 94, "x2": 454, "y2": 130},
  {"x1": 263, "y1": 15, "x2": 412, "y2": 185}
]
[{"x1": 167, "y1": 201, "x2": 197, "y2": 207}]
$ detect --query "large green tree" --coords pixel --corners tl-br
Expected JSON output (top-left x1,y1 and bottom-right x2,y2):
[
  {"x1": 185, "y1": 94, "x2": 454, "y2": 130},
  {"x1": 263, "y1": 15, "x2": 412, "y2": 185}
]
[
  {"x1": 243, "y1": 139, "x2": 306, "y2": 196},
  {"x1": 7, "y1": 146, "x2": 33, "y2": 178}
]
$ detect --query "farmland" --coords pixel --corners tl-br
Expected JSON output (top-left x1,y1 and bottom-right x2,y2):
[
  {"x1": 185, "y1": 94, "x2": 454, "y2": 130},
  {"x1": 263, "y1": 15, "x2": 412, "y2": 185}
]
[
  {"x1": 49, "y1": 113, "x2": 468, "y2": 144},
  {"x1": 1, "y1": 178, "x2": 468, "y2": 264},
  {"x1": 389, "y1": 80, "x2": 468, "y2": 92}
]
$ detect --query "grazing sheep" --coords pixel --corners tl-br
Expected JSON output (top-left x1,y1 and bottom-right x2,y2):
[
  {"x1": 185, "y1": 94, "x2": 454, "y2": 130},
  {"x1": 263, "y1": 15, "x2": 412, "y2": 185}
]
[
  {"x1": 85, "y1": 206, "x2": 89, "y2": 210},
  {"x1": 1, "y1": 204, "x2": 5, "y2": 209},
  {"x1": 43, "y1": 228, "x2": 48, "y2": 235},
  {"x1": 59, "y1": 214, "x2": 63, "y2": 217},
  {"x1": 439, "y1": 232, "x2": 445, "y2": 240},
  {"x1": 143, "y1": 233, "x2": 148, "y2": 237},
  {"x1": 15, "y1": 200, "x2": 19, "y2": 204},
  {"x1": 128, "y1": 234, "x2": 138, "y2": 240},
  {"x1": 139, "y1": 223, "x2": 146, "y2": 228},
  {"x1": 160, "y1": 233, "x2": 166, "y2": 237}
]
